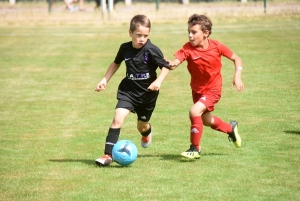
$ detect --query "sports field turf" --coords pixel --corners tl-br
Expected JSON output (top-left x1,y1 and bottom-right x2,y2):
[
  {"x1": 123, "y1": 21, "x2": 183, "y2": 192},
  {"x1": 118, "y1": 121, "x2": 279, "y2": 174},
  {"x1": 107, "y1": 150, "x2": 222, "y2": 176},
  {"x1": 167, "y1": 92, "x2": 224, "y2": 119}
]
[{"x1": 1, "y1": 1, "x2": 300, "y2": 200}]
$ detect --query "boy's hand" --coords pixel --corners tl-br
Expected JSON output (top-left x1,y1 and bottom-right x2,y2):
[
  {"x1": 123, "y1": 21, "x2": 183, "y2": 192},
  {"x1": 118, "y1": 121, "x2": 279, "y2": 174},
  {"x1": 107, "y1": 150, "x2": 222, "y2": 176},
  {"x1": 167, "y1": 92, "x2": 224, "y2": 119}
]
[
  {"x1": 95, "y1": 78, "x2": 107, "y2": 92},
  {"x1": 169, "y1": 64, "x2": 176, "y2": 70},
  {"x1": 231, "y1": 78, "x2": 244, "y2": 92},
  {"x1": 166, "y1": 59, "x2": 179, "y2": 70},
  {"x1": 168, "y1": 61, "x2": 177, "y2": 70},
  {"x1": 148, "y1": 81, "x2": 161, "y2": 91}
]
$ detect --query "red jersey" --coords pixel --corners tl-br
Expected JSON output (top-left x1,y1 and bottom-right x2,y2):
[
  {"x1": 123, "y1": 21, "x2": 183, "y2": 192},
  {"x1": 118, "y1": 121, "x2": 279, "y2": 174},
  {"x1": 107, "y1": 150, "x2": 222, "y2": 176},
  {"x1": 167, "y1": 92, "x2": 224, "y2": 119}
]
[{"x1": 174, "y1": 39, "x2": 233, "y2": 94}]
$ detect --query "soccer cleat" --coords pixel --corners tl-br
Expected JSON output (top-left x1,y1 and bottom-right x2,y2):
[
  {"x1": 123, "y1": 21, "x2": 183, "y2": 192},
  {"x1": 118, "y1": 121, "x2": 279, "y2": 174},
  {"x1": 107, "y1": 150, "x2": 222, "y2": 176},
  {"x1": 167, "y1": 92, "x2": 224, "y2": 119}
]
[
  {"x1": 181, "y1": 144, "x2": 201, "y2": 159},
  {"x1": 95, "y1": 154, "x2": 112, "y2": 167},
  {"x1": 141, "y1": 132, "x2": 152, "y2": 148},
  {"x1": 228, "y1": 120, "x2": 241, "y2": 148}
]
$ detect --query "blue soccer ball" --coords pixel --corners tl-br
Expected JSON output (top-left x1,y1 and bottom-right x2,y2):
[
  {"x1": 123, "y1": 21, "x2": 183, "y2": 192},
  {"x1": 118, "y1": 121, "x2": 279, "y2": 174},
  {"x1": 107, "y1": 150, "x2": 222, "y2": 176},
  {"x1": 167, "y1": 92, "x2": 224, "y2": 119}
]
[{"x1": 112, "y1": 140, "x2": 138, "y2": 166}]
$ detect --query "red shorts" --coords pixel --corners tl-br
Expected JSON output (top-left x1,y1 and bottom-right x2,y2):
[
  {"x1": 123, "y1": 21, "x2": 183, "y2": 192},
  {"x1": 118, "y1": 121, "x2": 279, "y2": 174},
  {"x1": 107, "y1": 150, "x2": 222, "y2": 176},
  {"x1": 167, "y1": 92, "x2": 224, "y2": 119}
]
[{"x1": 192, "y1": 90, "x2": 221, "y2": 112}]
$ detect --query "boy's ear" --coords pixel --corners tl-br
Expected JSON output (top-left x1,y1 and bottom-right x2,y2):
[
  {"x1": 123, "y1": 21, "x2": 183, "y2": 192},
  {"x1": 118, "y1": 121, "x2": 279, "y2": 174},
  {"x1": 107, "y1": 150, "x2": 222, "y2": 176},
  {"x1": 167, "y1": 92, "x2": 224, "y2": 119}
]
[
  {"x1": 204, "y1": 30, "x2": 210, "y2": 37},
  {"x1": 129, "y1": 30, "x2": 132, "y2": 37}
]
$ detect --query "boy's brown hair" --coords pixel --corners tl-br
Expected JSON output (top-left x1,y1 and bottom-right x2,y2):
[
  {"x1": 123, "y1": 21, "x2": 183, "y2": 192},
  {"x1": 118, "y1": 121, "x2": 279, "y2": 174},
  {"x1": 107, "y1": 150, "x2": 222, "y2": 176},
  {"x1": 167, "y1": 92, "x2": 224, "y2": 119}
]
[
  {"x1": 130, "y1": 15, "x2": 151, "y2": 32},
  {"x1": 188, "y1": 14, "x2": 213, "y2": 36}
]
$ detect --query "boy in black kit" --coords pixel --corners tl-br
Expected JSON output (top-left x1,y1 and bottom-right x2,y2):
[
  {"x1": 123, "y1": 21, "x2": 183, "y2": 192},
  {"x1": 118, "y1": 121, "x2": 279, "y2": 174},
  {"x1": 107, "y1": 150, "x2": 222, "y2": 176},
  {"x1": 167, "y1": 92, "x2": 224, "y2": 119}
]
[{"x1": 95, "y1": 14, "x2": 170, "y2": 166}]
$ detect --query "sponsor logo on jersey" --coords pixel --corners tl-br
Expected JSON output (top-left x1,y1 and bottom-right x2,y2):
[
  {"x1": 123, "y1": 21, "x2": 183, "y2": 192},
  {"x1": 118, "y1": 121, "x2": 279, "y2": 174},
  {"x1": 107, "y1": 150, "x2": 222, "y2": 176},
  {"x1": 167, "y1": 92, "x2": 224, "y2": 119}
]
[
  {"x1": 127, "y1": 73, "x2": 150, "y2": 80},
  {"x1": 193, "y1": 56, "x2": 201, "y2": 60},
  {"x1": 144, "y1": 52, "x2": 149, "y2": 64},
  {"x1": 124, "y1": 58, "x2": 131, "y2": 61}
]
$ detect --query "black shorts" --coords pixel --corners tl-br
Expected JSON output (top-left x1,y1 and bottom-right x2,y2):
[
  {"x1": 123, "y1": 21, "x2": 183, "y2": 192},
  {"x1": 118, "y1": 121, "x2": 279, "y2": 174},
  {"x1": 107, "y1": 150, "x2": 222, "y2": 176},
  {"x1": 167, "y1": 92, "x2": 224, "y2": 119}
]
[{"x1": 116, "y1": 100, "x2": 155, "y2": 122}]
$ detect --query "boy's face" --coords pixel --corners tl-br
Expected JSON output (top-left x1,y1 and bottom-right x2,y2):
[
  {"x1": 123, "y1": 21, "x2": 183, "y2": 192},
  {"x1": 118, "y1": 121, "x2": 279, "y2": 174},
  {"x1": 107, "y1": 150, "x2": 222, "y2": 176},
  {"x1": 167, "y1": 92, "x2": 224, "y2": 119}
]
[
  {"x1": 188, "y1": 24, "x2": 209, "y2": 47},
  {"x1": 129, "y1": 25, "x2": 150, "y2": 49}
]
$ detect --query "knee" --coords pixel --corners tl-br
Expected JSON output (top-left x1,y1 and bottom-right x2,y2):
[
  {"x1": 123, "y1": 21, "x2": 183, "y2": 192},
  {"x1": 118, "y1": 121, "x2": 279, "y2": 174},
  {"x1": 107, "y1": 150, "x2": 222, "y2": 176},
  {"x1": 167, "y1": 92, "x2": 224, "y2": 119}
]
[
  {"x1": 189, "y1": 108, "x2": 197, "y2": 117},
  {"x1": 189, "y1": 109, "x2": 203, "y2": 118},
  {"x1": 112, "y1": 117, "x2": 123, "y2": 127}
]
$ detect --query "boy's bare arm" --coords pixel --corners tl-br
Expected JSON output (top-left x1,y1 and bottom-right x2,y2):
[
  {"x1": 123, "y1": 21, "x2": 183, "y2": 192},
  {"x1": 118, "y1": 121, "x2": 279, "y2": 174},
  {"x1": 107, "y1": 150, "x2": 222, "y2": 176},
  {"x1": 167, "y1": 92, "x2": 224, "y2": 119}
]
[
  {"x1": 95, "y1": 62, "x2": 120, "y2": 92},
  {"x1": 230, "y1": 53, "x2": 244, "y2": 92},
  {"x1": 148, "y1": 67, "x2": 170, "y2": 91}
]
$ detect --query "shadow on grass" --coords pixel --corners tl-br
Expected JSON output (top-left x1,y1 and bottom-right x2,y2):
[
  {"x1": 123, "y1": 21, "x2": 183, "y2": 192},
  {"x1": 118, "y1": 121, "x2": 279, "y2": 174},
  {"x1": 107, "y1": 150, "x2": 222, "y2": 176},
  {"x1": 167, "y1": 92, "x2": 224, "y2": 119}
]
[
  {"x1": 49, "y1": 159, "x2": 95, "y2": 166},
  {"x1": 49, "y1": 159, "x2": 131, "y2": 168},
  {"x1": 49, "y1": 152, "x2": 226, "y2": 167},
  {"x1": 139, "y1": 152, "x2": 227, "y2": 163},
  {"x1": 284, "y1": 130, "x2": 300, "y2": 135}
]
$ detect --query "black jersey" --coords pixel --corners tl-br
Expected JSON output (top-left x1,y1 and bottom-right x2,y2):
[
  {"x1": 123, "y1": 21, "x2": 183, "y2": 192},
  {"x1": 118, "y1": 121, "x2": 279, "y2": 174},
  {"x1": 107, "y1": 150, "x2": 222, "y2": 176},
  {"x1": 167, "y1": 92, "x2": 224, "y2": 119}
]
[{"x1": 114, "y1": 39, "x2": 170, "y2": 105}]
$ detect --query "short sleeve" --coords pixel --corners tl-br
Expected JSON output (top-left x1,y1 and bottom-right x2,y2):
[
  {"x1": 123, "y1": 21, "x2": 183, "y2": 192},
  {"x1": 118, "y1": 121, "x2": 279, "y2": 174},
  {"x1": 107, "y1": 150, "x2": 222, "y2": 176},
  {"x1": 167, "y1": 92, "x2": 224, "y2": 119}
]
[
  {"x1": 148, "y1": 45, "x2": 170, "y2": 69},
  {"x1": 114, "y1": 44, "x2": 124, "y2": 64},
  {"x1": 219, "y1": 42, "x2": 233, "y2": 59},
  {"x1": 174, "y1": 43, "x2": 190, "y2": 62}
]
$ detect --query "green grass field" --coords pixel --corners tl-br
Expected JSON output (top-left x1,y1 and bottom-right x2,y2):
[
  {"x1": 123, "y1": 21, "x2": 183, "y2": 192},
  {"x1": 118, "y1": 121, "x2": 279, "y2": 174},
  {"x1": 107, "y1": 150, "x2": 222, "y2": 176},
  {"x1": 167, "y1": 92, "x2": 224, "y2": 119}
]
[{"x1": 1, "y1": 1, "x2": 300, "y2": 200}]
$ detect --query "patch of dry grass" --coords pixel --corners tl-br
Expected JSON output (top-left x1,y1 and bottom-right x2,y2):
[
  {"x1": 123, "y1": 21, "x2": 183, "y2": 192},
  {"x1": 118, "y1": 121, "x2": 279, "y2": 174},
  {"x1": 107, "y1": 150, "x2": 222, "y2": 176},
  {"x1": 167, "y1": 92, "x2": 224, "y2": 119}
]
[{"x1": 0, "y1": 1, "x2": 299, "y2": 26}]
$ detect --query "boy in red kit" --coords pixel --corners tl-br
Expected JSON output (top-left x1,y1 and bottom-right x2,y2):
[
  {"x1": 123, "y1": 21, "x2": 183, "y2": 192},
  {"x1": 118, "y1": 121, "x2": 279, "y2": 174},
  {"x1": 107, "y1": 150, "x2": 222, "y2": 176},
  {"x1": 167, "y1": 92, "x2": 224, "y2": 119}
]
[{"x1": 168, "y1": 14, "x2": 244, "y2": 159}]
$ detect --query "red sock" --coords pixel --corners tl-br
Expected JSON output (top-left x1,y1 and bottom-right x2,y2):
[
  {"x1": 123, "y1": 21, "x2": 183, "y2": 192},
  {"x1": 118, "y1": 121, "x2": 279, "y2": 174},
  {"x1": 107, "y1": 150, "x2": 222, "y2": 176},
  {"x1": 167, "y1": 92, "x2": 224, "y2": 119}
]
[
  {"x1": 210, "y1": 116, "x2": 232, "y2": 134},
  {"x1": 190, "y1": 116, "x2": 203, "y2": 151}
]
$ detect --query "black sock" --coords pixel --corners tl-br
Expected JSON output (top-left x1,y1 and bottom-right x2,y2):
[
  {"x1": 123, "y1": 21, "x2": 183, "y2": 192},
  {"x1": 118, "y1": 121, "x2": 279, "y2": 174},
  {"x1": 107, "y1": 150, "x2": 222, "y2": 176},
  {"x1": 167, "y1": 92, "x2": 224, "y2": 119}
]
[
  {"x1": 104, "y1": 128, "x2": 120, "y2": 155},
  {"x1": 141, "y1": 124, "x2": 151, "y2": 137}
]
